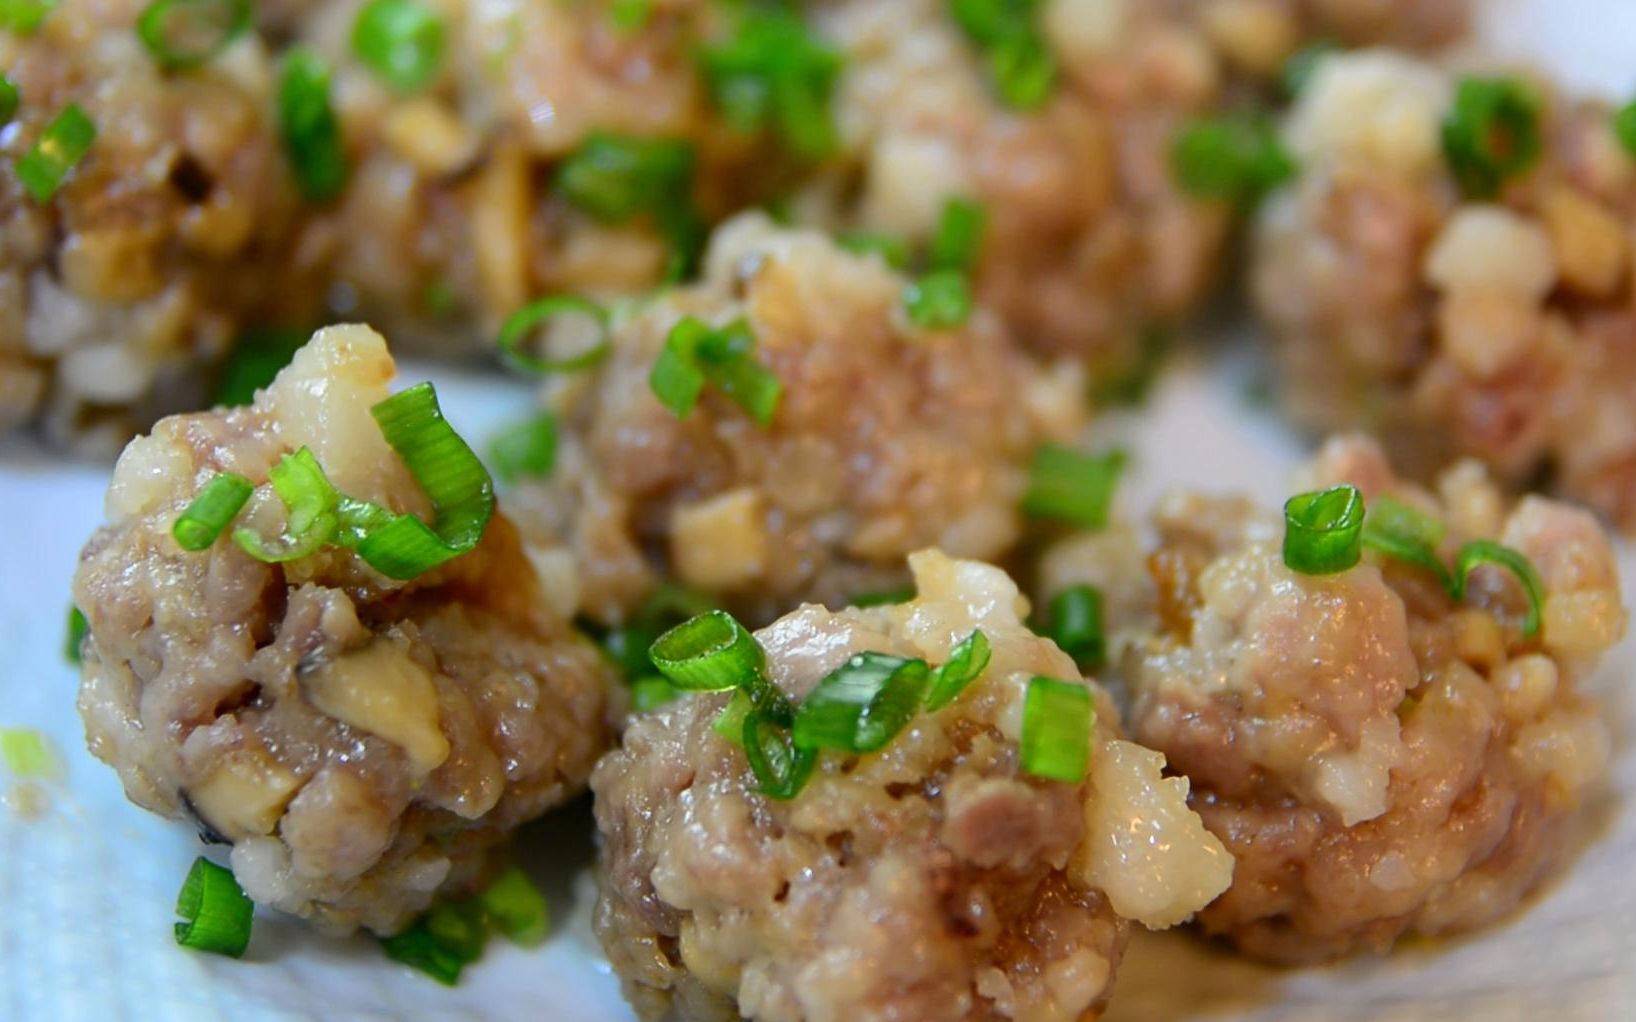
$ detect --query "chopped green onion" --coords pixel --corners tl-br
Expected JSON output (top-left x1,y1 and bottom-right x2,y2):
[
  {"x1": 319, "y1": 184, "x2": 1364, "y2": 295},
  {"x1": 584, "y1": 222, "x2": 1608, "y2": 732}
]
[
  {"x1": 65, "y1": 605, "x2": 87, "y2": 664},
  {"x1": 477, "y1": 866, "x2": 549, "y2": 946},
  {"x1": 424, "y1": 279, "x2": 458, "y2": 317},
  {"x1": 597, "y1": 584, "x2": 716, "y2": 680},
  {"x1": 0, "y1": 0, "x2": 57, "y2": 33},
  {"x1": 1092, "y1": 327, "x2": 1168, "y2": 408},
  {"x1": 850, "y1": 584, "x2": 915, "y2": 608},
  {"x1": 929, "y1": 197, "x2": 986, "y2": 273},
  {"x1": 487, "y1": 413, "x2": 557, "y2": 485},
  {"x1": 380, "y1": 913, "x2": 472, "y2": 986},
  {"x1": 1441, "y1": 76, "x2": 1541, "y2": 199},
  {"x1": 422, "y1": 901, "x2": 487, "y2": 964},
  {"x1": 174, "y1": 857, "x2": 254, "y2": 958},
  {"x1": 356, "y1": 383, "x2": 495, "y2": 580},
  {"x1": 1170, "y1": 114, "x2": 1295, "y2": 202},
  {"x1": 792, "y1": 652, "x2": 930, "y2": 754},
  {"x1": 15, "y1": 103, "x2": 96, "y2": 204},
  {"x1": 496, "y1": 295, "x2": 610, "y2": 375},
  {"x1": 649, "y1": 610, "x2": 766, "y2": 691},
  {"x1": 0, "y1": 76, "x2": 18, "y2": 124},
  {"x1": 838, "y1": 231, "x2": 911, "y2": 270},
  {"x1": 700, "y1": 9, "x2": 842, "y2": 161},
  {"x1": 353, "y1": 0, "x2": 445, "y2": 94},
  {"x1": 949, "y1": 0, "x2": 1056, "y2": 110},
  {"x1": 610, "y1": 0, "x2": 652, "y2": 31},
  {"x1": 173, "y1": 473, "x2": 255, "y2": 551},
  {"x1": 233, "y1": 447, "x2": 345, "y2": 563},
  {"x1": 1022, "y1": 444, "x2": 1126, "y2": 529},
  {"x1": 1020, "y1": 676, "x2": 1093, "y2": 783},
  {"x1": 1281, "y1": 39, "x2": 1337, "y2": 97},
  {"x1": 631, "y1": 676, "x2": 681, "y2": 712},
  {"x1": 1361, "y1": 496, "x2": 1453, "y2": 589},
  {"x1": 216, "y1": 326, "x2": 305, "y2": 407},
  {"x1": 1041, "y1": 585, "x2": 1104, "y2": 668},
  {"x1": 903, "y1": 269, "x2": 973, "y2": 329},
  {"x1": 278, "y1": 48, "x2": 348, "y2": 202},
  {"x1": 743, "y1": 711, "x2": 816, "y2": 800},
  {"x1": 649, "y1": 316, "x2": 709, "y2": 418},
  {"x1": 0, "y1": 728, "x2": 56, "y2": 778},
  {"x1": 712, "y1": 688, "x2": 754, "y2": 743},
  {"x1": 650, "y1": 316, "x2": 782, "y2": 426},
  {"x1": 137, "y1": 0, "x2": 252, "y2": 70},
  {"x1": 1615, "y1": 99, "x2": 1636, "y2": 158},
  {"x1": 1453, "y1": 540, "x2": 1544, "y2": 640},
  {"x1": 557, "y1": 132, "x2": 694, "y2": 224},
  {"x1": 1282, "y1": 485, "x2": 1364, "y2": 575},
  {"x1": 924, "y1": 629, "x2": 992, "y2": 711}
]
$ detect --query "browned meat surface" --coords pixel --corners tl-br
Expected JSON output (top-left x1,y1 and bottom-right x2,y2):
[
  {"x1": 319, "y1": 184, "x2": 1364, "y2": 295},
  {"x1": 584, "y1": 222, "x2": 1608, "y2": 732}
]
[
  {"x1": 592, "y1": 549, "x2": 1233, "y2": 1021},
  {"x1": 73, "y1": 324, "x2": 613, "y2": 934}
]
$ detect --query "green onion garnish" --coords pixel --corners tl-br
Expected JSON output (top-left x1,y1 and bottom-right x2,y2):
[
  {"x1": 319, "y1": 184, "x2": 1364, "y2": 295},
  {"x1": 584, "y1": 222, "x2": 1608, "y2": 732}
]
[
  {"x1": 278, "y1": 48, "x2": 348, "y2": 202},
  {"x1": 353, "y1": 0, "x2": 445, "y2": 94},
  {"x1": 557, "y1": 133, "x2": 702, "y2": 276},
  {"x1": 923, "y1": 629, "x2": 992, "y2": 711},
  {"x1": 0, "y1": 76, "x2": 18, "y2": 124},
  {"x1": 1453, "y1": 539, "x2": 1545, "y2": 640},
  {"x1": 487, "y1": 413, "x2": 557, "y2": 485},
  {"x1": 1020, "y1": 676, "x2": 1093, "y2": 782},
  {"x1": 712, "y1": 688, "x2": 754, "y2": 744},
  {"x1": 649, "y1": 609, "x2": 766, "y2": 691},
  {"x1": 792, "y1": 652, "x2": 930, "y2": 754},
  {"x1": 0, "y1": 0, "x2": 57, "y2": 33},
  {"x1": 610, "y1": 0, "x2": 651, "y2": 31},
  {"x1": 232, "y1": 447, "x2": 346, "y2": 563},
  {"x1": 15, "y1": 103, "x2": 96, "y2": 204},
  {"x1": 649, "y1": 316, "x2": 782, "y2": 426},
  {"x1": 173, "y1": 472, "x2": 255, "y2": 551},
  {"x1": 597, "y1": 584, "x2": 716, "y2": 680},
  {"x1": 216, "y1": 326, "x2": 306, "y2": 407},
  {"x1": 631, "y1": 676, "x2": 681, "y2": 712},
  {"x1": 700, "y1": 8, "x2": 842, "y2": 161},
  {"x1": 1041, "y1": 585, "x2": 1105, "y2": 668},
  {"x1": 903, "y1": 269, "x2": 973, "y2": 329},
  {"x1": 849, "y1": 584, "x2": 915, "y2": 607},
  {"x1": 380, "y1": 912, "x2": 473, "y2": 986},
  {"x1": 1440, "y1": 76, "x2": 1541, "y2": 199},
  {"x1": 1092, "y1": 327, "x2": 1168, "y2": 408},
  {"x1": 496, "y1": 295, "x2": 610, "y2": 375},
  {"x1": 1615, "y1": 99, "x2": 1636, "y2": 159},
  {"x1": 1022, "y1": 444, "x2": 1126, "y2": 529},
  {"x1": 838, "y1": 231, "x2": 912, "y2": 271},
  {"x1": 0, "y1": 728, "x2": 56, "y2": 778},
  {"x1": 1282, "y1": 484, "x2": 1364, "y2": 575},
  {"x1": 1280, "y1": 39, "x2": 1337, "y2": 97},
  {"x1": 743, "y1": 711, "x2": 817, "y2": 800},
  {"x1": 173, "y1": 857, "x2": 253, "y2": 958},
  {"x1": 1170, "y1": 114, "x2": 1295, "y2": 202},
  {"x1": 949, "y1": 0, "x2": 1056, "y2": 109},
  {"x1": 929, "y1": 197, "x2": 986, "y2": 272},
  {"x1": 137, "y1": 0, "x2": 252, "y2": 70},
  {"x1": 476, "y1": 866, "x2": 549, "y2": 946},
  {"x1": 65, "y1": 605, "x2": 87, "y2": 664},
  {"x1": 1360, "y1": 496, "x2": 1453, "y2": 590}
]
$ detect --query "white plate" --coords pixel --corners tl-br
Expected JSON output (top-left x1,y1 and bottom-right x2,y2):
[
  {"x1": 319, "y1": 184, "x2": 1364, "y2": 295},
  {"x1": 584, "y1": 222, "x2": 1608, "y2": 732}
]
[{"x1": 4, "y1": 5, "x2": 1636, "y2": 1018}]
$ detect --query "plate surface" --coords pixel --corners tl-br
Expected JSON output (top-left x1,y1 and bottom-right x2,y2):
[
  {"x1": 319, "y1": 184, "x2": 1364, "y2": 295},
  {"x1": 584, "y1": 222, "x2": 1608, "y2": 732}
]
[{"x1": 3, "y1": 5, "x2": 1636, "y2": 1018}]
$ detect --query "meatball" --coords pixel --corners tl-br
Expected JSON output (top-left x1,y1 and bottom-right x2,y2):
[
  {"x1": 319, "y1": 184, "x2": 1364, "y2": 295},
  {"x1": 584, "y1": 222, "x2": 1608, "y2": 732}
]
[
  {"x1": 72, "y1": 324, "x2": 613, "y2": 935},
  {"x1": 592, "y1": 549, "x2": 1233, "y2": 1022},
  {"x1": 1253, "y1": 48, "x2": 1636, "y2": 527},
  {"x1": 518, "y1": 213, "x2": 1087, "y2": 625},
  {"x1": 1042, "y1": 435, "x2": 1623, "y2": 962}
]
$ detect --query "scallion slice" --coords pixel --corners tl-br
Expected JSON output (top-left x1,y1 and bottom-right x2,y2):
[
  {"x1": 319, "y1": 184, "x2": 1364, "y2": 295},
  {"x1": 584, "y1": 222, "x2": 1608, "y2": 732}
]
[
  {"x1": 278, "y1": 48, "x2": 348, "y2": 202},
  {"x1": 1020, "y1": 676, "x2": 1093, "y2": 783},
  {"x1": 1361, "y1": 496, "x2": 1452, "y2": 589},
  {"x1": 0, "y1": 75, "x2": 18, "y2": 124},
  {"x1": 792, "y1": 652, "x2": 930, "y2": 754},
  {"x1": 174, "y1": 857, "x2": 253, "y2": 958},
  {"x1": 838, "y1": 231, "x2": 911, "y2": 270},
  {"x1": 849, "y1": 584, "x2": 915, "y2": 608},
  {"x1": 557, "y1": 132, "x2": 695, "y2": 224},
  {"x1": 929, "y1": 197, "x2": 986, "y2": 272},
  {"x1": 903, "y1": 269, "x2": 973, "y2": 329},
  {"x1": 173, "y1": 472, "x2": 255, "y2": 551},
  {"x1": 487, "y1": 413, "x2": 557, "y2": 485},
  {"x1": 1615, "y1": 99, "x2": 1636, "y2": 158},
  {"x1": 712, "y1": 688, "x2": 754, "y2": 744},
  {"x1": 949, "y1": 0, "x2": 1056, "y2": 110},
  {"x1": 610, "y1": 0, "x2": 651, "y2": 31},
  {"x1": 743, "y1": 711, "x2": 816, "y2": 800},
  {"x1": 380, "y1": 913, "x2": 471, "y2": 986},
  {"x1": 1042, "y1": 585, "x2": 1105, "y2": 668},
  {"x1": 353, "y1": 0, "x2": 445, "y2": 94},
  {"x1": 64, "y1": 605, "x2": 87, "y2": 664},
  {"x1": 0, "y1": 0, "x2": 57, "y2": 33},
  {"x1": 496, "y1": 295, "x2": 610, "y2": 375},
  {"x1": 1282, "y1": 485, "x2": 1364, "y2": 575},
  {"x1": 924, "y1": 629, "x2": 992, "y2": 711},
  {"x1": 1022, "y1": 444, "x2": 1126, "y2": 529},
  {"x1": 233, "y1": 447, "x2": 344, "y2": 562},
  {"x1": 700, "y1": 9, "x2": 842, "y2": 161},
  {"x1": 1170, "y1": 114, "x2": 1295, "y2": 202},
  {"x1": 649, "y1": 610, "x2": 766, "y2": 691},
  {"x1": 216, "y1": 326, "x2": 305, "y2": 407},
  {"x1": 1453, "y1": 539, "x2": 1545, "y2": 640},
  {"x1": 697, "y1": 319, "x2": 782, "y2": 427},
  {"x1": 15, "y1": 103, "x2": 96, "y2": 204},
  {"x1": 137, "y1": 0, "x2": 251, "y2": 70},
  {"x1": 477, "y1": 866, "x2": 549, "y2": 946},
  {"x1": 649, "y1": 316, "x2": 709, "y2": 419},
  {"x1": 0, "y1": 728, "x2": 56, "y2": 778},
  {"x1": 1440, "y1": 76, "x2": 1541, "y2": 199}
]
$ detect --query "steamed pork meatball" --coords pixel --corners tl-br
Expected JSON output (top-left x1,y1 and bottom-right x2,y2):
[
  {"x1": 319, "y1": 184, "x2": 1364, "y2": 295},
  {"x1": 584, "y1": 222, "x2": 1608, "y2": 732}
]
[
  {"x1": 592, "y1": 549, "x2": 1233, "y2": 1022},
  {"x1": 72, "y1": 324, "x2": 613, "y2": 935},
  {"x1": 1254, "y1": 48, "x2": 1636, "y2": 528},
  {"x1": 1045, "y1": 435, "x2": 1623, "y2": 962},
  {"x1": 525, "y1": 214, "x2": 1087, "y2": 625}
]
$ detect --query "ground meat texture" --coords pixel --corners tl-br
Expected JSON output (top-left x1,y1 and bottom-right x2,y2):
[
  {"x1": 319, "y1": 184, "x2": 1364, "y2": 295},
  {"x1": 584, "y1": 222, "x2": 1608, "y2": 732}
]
[
  {"x1": 517, "y1": 214, "x2": 1088, "y2": 626},
  {"x1": 72, "y1": 324, "x2": 613, "y2": 935},
  {"x1": 1253, "y1": 49, "x2": 1636, "y2": 528},
  {"x1": 592, "y1": 549, "x2": 1233, "y2": 1022},
  {"x1": 1068, "y1": 435, "x2": 1622, "y2": 962}
]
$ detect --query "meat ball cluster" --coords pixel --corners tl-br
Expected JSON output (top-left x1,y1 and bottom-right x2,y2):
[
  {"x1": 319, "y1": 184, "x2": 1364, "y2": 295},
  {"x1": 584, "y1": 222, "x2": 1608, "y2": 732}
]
[
  {"x1": 1041, "y1": 435, "x2": 1623, "y2": 962},
  {"x1": 1254, "y1": 48, "x2": 1636, "y2": 527},
  {"x1": 592, "y1": 549, "x2": 1233, "y2": 1022},
  {"x1": 523, "y1": 214, "x2": 1088, "y2": 625},
  {"x1": 72, "y1": 325, "x2": 613, "y2": 935}
]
